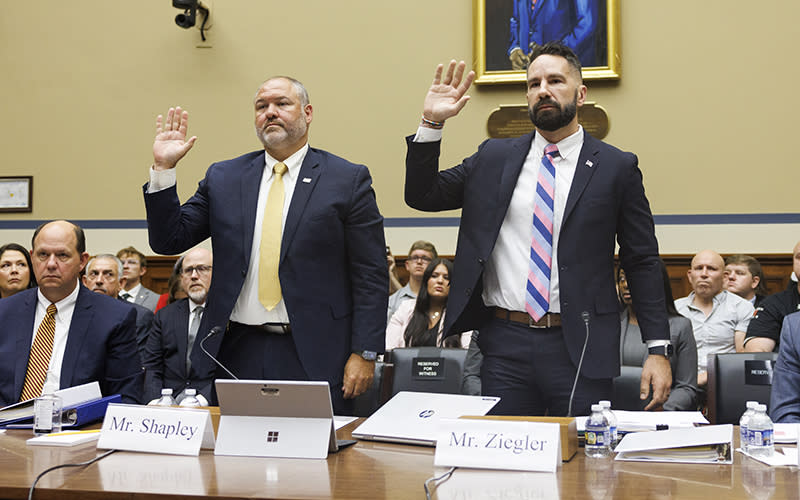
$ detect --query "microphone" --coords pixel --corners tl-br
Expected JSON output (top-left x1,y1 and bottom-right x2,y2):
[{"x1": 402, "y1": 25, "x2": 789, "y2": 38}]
[
  {"x1": 200, "y1": 326, "x2": 239, "y2": 380},
  {"x1": 567, "y1": 311, "x2": 591, "y2": 417}
]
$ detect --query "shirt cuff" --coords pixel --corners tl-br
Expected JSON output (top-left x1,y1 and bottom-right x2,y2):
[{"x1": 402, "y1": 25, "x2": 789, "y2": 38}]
[
  {"x1": 413, "y1": 126, "x2": 443, "y2": 143},
  {"x1": 646, "y1": 339, "x2": 671, "y2": 348},
  {"x1": 147, "y1": 166, "x2": 177, "y2": 193}
]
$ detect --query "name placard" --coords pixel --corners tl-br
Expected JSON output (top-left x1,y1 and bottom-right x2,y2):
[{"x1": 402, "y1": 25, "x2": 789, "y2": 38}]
[
  {"x1": 97, "y1": 403, "x2": 215, "y2": 456},
  {"x1": 434, "y1": 418, "x2": 561, "y2": 472}
]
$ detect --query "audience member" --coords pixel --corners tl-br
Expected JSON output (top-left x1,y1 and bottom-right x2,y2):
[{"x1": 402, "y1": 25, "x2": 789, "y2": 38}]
[
  {"x1": 0, "y1": 242, "x2": 36, "y2": 298},
  {"x1": 675, "y1": 250, "x2": 754, "y2": 388},
  {"x1": 725, "y1": 254, "x2": 767, "y2": 307},
  {"x1": 386, "y1": 258, "x2": 470, "y2": 349},
  {"x1": 618, "y1": 262, "x2": 698, "y2": 411},
  {"x1": 769, "y1": 311, "x2": 800, "y2": 422},
  {"x1": 143, "y1": 76, "x2": 387, "y2": 414},
  {"x1": 386, "y1": 246, "x2": 403, "y2": 295},
  {"x1": 461, "y1": 331, "x2": 483, "y2": 396},
  {"x1": 0, "y1": 221, "x2": 142, "y2": 405},
  {"x1": 386, "y1": 241, "x2": 438, "y2": 322},
  {"x1": 155, "y1": 255, "x2": 187, "y2": 312},
  {"x1": 404, "y1": 43, "x2": 671, "y2": 416},
  {"x1": 143, "y1": 248, "x2": 214, "y2": 404},
  {"x1": 82, "y1": 254, "x2": 155, "y2": 361},
  {"x1": 744, "y1": 241, "x2": 800, "y2": 352},
  {"x1": 116, "y1": 246, "x2": 160, "y2": 311}
]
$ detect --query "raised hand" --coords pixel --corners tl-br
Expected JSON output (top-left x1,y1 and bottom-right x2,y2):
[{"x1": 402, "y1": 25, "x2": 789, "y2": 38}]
[
  {"x1": 152, "y1": 106, "x2": 197, "y2": 171},
  {"x1": 422, "y1": 60, "x2": 476, "y2": 125}
]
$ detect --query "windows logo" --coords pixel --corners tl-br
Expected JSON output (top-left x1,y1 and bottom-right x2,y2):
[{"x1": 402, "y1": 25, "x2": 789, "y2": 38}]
[{"x1": 266, "y1": 431, "x2": 279, "y2": 443}]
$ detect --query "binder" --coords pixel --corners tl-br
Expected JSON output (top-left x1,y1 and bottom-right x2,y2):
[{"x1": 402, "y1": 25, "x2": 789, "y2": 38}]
[{"x1": 0, "y1": 394, "x2": 121, "y2": 429}]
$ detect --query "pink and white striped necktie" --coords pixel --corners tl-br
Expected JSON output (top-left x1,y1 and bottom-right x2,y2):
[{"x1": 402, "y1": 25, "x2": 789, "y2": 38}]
[{"x1": 526, "y1": 144, "x2": 559, "y2": 321}]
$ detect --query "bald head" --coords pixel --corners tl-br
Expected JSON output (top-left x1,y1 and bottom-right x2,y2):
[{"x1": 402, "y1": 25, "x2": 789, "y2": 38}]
[
  {"x1": 181, "y1": 247, "x2": 213, "y2": 304},
  {"x1": 688, "y1": 249, "x2": 725, "y2": 300}
]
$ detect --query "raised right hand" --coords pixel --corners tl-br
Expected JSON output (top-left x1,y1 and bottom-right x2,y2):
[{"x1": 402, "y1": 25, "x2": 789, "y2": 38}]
[
  {"x1": 152, "y1": 106, "x2": 197, "y2": 171},
  {"x1": 422, "y1": 60, "x2": 476, "y2": 125}
]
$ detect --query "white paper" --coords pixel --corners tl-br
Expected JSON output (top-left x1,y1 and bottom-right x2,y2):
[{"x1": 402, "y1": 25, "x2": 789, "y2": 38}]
[
  {"x1": 54, "y1": 381, "x2": 103, "y2": 408},
  {"x1": 773, "y1": 423, "x2": 798, "y2": 443},
  {"x1": 577, "y1": 410, "x2": 708, "y2": 432},
  {"x1": 738, "y1": 447, "x2": 798, "y2": 466},
  {"x1": 334, "y1": 415, "x2": 357, "y2": 430}
]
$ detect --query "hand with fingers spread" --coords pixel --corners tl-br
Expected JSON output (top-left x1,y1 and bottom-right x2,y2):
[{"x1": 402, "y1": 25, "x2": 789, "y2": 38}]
[
  {"x1": 421, "y1": 60, "x2": 476, "y2": 126},
  {"x1": 152, "y1": 106, "x2": 198, "y2": 171}
]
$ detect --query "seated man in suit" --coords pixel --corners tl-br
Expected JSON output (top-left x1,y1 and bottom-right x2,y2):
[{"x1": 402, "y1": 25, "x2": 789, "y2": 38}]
[
  {"x1": 769, "y1": 310, "x2": 800, "y2": 422},
  {"x1": 116, "y1": 246, "x2": 160, "y2": 311},
  {"x1": 0, "y1": 220, "x2": 142, "y2": 405},
  {"x1": 675, "y1": 250, "x2": 754, "y2": 390},
  {"x1": 82, "y1": 254, "x2": 155, "y2": 363},
  {"x1": 744, "y1": 241, "x2": 800, "y2": 353},
  {"x1": 142, "y1": 248, "x2": 214, "y2": 404}
]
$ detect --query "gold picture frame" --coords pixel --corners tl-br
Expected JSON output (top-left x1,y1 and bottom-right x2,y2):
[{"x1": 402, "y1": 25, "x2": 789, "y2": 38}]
[{"x1": 474, "y1": 0, "x2": 620, "y2": 85}]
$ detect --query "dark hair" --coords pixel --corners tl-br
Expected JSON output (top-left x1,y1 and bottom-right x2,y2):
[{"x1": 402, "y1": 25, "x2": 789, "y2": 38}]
[
  {"x1": 116, "y1": 246, "x2": 147, "y2": 268},
  {"x1": 167, "y1": 255, "x2": 185, "y2": 304},
  {"x1": 403, "y1": 258, "x2": 455, "y2": 347},
  {"x1": 617, "y1": 259, "x2": 679, "y2": 317},
  {"x1": 529, "y1": 41, "x2": 583, "y2": 82},
  {"x1": 725, "y1": 254, "x2": 768, "y2": 297},
  {"x1": 0, "y1": 242, "x2": 37, "y2": 290},
  {"x1": 31, "y1": 220, "x2": 86, "y2": 254}
]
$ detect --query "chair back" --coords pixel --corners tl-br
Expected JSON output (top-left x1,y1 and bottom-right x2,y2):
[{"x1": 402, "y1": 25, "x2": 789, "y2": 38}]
[
  {"x1": 612, "y1": 365, "x2": 648, "y2": 411},
  {"x1": 352, "y1": 362, "x2": 394, "y2": 417},
  {"x1": 386, "y1": 347, "x2": 467, "y2": 396},
  {"x1": 706, "y1": 352, "x2": 779, "y2": 424}
]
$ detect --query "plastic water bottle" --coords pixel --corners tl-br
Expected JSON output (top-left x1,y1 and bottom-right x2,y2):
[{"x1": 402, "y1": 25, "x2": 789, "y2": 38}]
[
  {"x1": 179, "y1": 388, "x2": 202, "y2": 407},
  {"x1": 585, "y1": 404, "x2": 611, "y2": 458},
  {"x1": 599, "y1": 400, "x2": 618, "y2": 449},
  {"x1": 748, "y1": 404, "x2": 774, "y2": 458},
  {"x1": 154, "y1": 388, "x2": 177, "y2": 407},
  {"x1": 739, "y1": 401, "x2": 758, "y2": 453}
]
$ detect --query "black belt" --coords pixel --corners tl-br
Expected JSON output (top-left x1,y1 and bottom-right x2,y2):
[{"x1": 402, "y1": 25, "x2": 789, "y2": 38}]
[
  {"x1": 230, "y1": 321, "x2": 291, "y2": 335},
  {"x1": 494, "y1": 308, "x2": 562, "y2": 329}
]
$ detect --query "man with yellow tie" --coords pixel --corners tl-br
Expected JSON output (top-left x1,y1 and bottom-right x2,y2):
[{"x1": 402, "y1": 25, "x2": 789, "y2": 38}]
[
  {"x1": 143, "y1": 77, "x2": 388, "y2": 414},
  {"x1": 0, "y1": 220, "x2": 143, "y2": 406}
]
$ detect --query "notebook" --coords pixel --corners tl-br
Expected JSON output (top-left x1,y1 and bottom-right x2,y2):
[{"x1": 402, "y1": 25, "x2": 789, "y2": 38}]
[{"x1": 352, "y1": 391, "x2": 500, "y2": 446}]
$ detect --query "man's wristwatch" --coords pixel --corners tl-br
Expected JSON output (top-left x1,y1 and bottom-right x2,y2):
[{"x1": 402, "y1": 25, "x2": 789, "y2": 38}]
[
  {"x1": 356, "y1": 350, "x2": 378, "y2": 361},
  {"x1": 648, "y1": 344, "x2": 674, "y2": 358}
]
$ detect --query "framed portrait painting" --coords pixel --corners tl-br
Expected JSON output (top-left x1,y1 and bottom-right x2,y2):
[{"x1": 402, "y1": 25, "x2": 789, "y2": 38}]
[{"x1": 474, "y1": 0, "x2": 620, "y2": 84}]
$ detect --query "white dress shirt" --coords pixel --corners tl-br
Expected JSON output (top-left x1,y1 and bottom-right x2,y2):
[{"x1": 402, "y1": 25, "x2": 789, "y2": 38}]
[{"x1": 33, "y1": 283, "x2": 80, "y2": 396}]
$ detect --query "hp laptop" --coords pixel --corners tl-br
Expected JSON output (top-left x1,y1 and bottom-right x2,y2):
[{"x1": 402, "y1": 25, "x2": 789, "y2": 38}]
[{"x1": 352, "y1": 391, "x2": 500, "y2": 446}]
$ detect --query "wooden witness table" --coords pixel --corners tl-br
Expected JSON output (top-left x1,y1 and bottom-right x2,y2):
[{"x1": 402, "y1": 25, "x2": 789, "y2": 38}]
[{"x1": 0, "y1": 420, "x2": 798, "y2": 500}]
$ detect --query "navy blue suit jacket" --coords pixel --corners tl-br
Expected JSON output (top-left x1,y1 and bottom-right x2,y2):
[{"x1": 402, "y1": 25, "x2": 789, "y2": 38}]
[
  {"x1": 143, "y1": 147, "x2": 388, "y2": 386},
  {"x1": 405, "y1": 130, "x2": 669, "y2": 379},
  {"x1": 509, "y1": 0, "x2": 600, "y2": 67},
  {"x1": 141, "y1": 298, "x2": 214, "y2": 403},
  {"x1": 0, "y1": 285, "x2": 143, "y2": 406},
  {"x1": 769, "y1": 311, "x2": 800, "y2": 422}
]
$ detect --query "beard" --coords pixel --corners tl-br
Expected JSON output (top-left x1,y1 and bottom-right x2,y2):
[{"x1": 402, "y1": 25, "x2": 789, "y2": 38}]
[
  {"x1": 255, "y1": 118, "x2": 307, "y2": 150},
  {"x1": 528, "y1": 90, "x2": 578, "y2": 132},
  {"x1": 187, "y1": 287, "x2": 208, "y2": 304}
]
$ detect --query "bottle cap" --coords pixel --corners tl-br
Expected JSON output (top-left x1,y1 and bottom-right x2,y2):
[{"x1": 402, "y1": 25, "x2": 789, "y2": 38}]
[
  {"x1": 757, "y1": 403, "x2": 767, "y2": 412},
  {"x1": 591, "y1": 404, "x2": 602, "y2": 412},
  {"x1": 185, "y1": 388, "x2": 197, "y2": 396},
  {"x1": 746, "y1": 401, "x2": 758, "y2": 408},
  {"x1": 161, "y1": 388, "x2": 173, "y2": 395},
  {"x1": 599, "y1": 400, "x2": 611, "y2": 408}
]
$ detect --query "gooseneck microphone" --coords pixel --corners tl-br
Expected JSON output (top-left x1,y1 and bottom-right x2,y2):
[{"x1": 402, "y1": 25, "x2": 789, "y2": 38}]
[
  {"x1": 200, "y1": 326, "x2": 239, "y2": 380},
  {"x1": 567, "y1": 311, "x2": 591, "y2": 417}
]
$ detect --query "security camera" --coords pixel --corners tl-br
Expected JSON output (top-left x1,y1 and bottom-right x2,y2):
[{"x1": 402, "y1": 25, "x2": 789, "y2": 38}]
[{"x1": 173, "y1": 0, "x2": 198, "y2": 29}]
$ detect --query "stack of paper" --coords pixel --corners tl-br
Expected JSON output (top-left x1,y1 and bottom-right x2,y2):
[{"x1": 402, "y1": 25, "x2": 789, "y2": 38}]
[
  {"x1": 614, "y1": 424, "x2": 733, "y2": 464},
  {"x1": 27, "y1": 430, "x2": 101, "y2": 447}
]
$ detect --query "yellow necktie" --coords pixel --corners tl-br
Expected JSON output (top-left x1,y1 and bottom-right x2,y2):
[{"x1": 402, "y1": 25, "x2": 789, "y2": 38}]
[
  {"x1": 259, "y1": 162, "x2": 288, "y2": 310},
  {"x1": 20, "y1": 303, "x2": 57, "y2": 401}
]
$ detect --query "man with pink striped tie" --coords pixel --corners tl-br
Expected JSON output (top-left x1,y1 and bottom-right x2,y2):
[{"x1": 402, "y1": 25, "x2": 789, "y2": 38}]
[{"x1": 405, "y1": 42, "x2": 671, "y2": 416}]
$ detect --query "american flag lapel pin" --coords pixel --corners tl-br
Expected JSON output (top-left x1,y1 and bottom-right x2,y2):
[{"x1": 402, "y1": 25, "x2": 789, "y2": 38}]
[
  {"x1": 302, "y1": 177, "x2": 312, "y2": 183},
  {"x1": 585, "y1": 160, "x2": 594, "y2": 168}
]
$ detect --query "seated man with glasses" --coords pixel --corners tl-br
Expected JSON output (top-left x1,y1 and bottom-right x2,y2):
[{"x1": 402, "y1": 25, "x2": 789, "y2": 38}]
[
  {"x1": 142, "y1": 247, "x2": 215, "y2": 404},
  {"x1": 387, "y1": 241, "x2": 438, "y2": 322},
  {"x1": 83, "y1": 254, "x2": 155, "y2": 363}
]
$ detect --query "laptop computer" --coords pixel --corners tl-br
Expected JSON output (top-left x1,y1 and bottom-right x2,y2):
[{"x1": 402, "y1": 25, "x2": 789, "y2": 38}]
[
  {"x1": 352, "y1": 391, "x2": 500, "y2": 446},
  {"x1": 215, "y1": 379, "x2": 347, "y2": 459}
]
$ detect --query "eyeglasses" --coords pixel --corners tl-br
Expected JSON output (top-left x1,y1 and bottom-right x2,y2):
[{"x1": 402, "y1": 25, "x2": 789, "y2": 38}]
[
  {"x1": 408, "y1": 256, "x2": 432, "y2": 263},
  {"x1": 181, "y1": 265, "x2": 212, "y2": 277}
]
